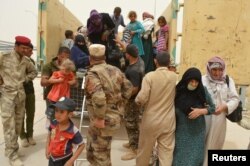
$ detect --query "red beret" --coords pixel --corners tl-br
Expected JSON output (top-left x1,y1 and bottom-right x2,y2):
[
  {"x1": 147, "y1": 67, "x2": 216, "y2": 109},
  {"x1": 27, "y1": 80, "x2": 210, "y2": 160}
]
[{"x1": 15, "y1": 36, "x2": 31, "y2": 46}]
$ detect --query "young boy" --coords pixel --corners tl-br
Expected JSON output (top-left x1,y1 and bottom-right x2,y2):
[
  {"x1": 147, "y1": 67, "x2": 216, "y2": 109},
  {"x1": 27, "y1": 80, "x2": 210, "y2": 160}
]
[
  {"x1": 46, "y1": 97, "x2": 84, "y2": 166},
  {"x1": 61, "y1": 30, "x2": 74, "y2": 49}
]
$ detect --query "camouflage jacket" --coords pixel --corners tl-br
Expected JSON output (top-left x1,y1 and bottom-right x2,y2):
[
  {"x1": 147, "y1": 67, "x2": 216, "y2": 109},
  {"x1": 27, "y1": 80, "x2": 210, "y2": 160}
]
[
  {"x1": 0, "y1": 50, "x2": 37, "y2": 100},
  {"x1": 41, "y1": 57, "x2": 60, "y2": 99},
  {"x1": 85, "y1": 63, "x2": 132, "y2": 135}
]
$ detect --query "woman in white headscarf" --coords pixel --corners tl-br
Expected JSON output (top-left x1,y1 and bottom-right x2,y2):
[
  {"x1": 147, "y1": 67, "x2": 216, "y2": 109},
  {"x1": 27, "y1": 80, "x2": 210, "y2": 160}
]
[
  {"x1": 141, "y1": 12, "x2": 155, "y2": 73},
  {"x1": 202, "y1": 56, "x2": 240, "y2": 166}
]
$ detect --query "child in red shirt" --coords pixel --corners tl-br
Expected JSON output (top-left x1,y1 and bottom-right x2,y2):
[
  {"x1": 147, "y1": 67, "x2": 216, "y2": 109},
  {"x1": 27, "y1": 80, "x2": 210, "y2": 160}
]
[
  {"x1": 47, "y1": 59, "x2": 76, "y2": 102},
  {"x1": 46, "y1": 59, "x2": 76, "y2": 120},
  {"x1": 46, "y1": 97, "x2": 85, "y2": 166}
]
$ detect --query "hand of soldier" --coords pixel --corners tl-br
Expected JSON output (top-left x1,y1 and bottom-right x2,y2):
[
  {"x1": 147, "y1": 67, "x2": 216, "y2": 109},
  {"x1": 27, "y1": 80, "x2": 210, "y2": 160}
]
[
  {"x1": 57, "y1": 77, "x2": 64, "y2": 83},
  {"x1": 41, "y1": 76, "x2": 50, "y2": 87},
  {"x1": 94, "y1": 118, "x2": 105, "y2": 128},
  {"x1": 68, "y1": 79, "x2": 77, "y2": 86}
]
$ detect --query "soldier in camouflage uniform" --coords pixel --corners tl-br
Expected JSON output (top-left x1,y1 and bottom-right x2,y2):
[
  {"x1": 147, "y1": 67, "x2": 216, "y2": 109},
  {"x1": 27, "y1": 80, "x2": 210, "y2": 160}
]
[
  {"x1": 0, "y1": 36, "x2": 37, "y2": 166},
  {"x1": 121, "y1": 44, "x2": 145, "y2": 160},
  {"x1": 84, "y1": 44, "x2": 133, "y2": 166},
  {"x1": 20, "y1": 43, "x2": 37, "y2": 147}
]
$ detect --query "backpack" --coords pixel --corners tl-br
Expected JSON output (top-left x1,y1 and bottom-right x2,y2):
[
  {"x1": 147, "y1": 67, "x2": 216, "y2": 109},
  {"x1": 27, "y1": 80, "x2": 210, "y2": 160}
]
[{"x1": 225, "y1": 75, "x2": 243, "y2": 122}]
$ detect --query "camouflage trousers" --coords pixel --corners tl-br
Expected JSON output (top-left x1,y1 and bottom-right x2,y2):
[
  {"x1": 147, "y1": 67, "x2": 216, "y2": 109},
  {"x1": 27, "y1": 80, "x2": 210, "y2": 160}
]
[
  {"x1": 20, "y1": 93, "x2": 35, "y2": 139},
  {"x1": 87, "y1": 126, "x2": 112, "y2": 166},
  {"x1": 0, "y1": 93, "x2": 25, "y2": 159},
  {"x1": 124, "y1": 100, "x2": 140, "y2": 150}
]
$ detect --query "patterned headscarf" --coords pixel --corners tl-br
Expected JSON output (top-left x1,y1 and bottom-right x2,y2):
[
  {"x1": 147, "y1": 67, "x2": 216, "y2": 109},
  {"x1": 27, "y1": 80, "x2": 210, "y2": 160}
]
[
  {"x1": 87, "y1": 10, "x2": 103, "y2": 35},
  {"x1": 206, "y1": 56, "x2": 226, "y2": 82},
  {"x1": 77, "y1": 26, "x2": 88, "y2": 37},
  {"x1": 90, "y1": 10, "x2": 100, "y2": 19}
]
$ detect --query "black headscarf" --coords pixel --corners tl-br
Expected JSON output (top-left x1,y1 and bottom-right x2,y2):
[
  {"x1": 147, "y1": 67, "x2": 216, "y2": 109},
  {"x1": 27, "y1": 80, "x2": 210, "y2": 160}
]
[
  {"x1": 175, "y1": 67, "x2": 207, "y2": 115},
  {"x1": 75, "y1": 35, "x2": 89, "y2": 55}
]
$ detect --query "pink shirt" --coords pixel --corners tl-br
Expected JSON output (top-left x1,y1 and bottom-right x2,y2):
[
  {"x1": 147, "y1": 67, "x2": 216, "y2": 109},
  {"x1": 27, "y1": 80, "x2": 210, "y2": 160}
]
[{"x1": 157, "y1": 25, "x2": 169, "y2": 52}]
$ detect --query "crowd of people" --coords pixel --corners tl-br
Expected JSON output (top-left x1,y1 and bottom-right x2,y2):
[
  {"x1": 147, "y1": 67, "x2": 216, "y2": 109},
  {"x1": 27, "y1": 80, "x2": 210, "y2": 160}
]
[{"x1": 0, "y1": 6, "x2": 249, "y2": 166}]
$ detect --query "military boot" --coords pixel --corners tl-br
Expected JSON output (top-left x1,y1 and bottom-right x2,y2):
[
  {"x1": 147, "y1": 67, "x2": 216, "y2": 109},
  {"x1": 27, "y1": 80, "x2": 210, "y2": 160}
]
[
  {"x1": 17, "y1": 151, "x2": 25, "y2": 157},
  {"x1": 28, "y1": 137, "x2": 36, "y2": 145},
  {"x1": 122, "y1": 142, "x2": 130, "y2": 149},
  {"x1": 121, "y1": 149, "x2": 137, "y2": 160},
  {"x1": 9, "y1": 157, "x2": 24, "y2": 166},
  {"x1": 20, "y1": 139, "x2": 29, "y2": 147}
]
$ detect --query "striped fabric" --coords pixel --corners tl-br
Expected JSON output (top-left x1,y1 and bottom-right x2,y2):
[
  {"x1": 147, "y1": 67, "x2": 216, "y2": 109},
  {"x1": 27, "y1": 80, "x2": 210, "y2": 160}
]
[
  {"x1": 157, "y1": 25, "x2": 169, "y2": 53},
  {"x1": 122, "y1": 28, "x2": 132, "y2": 44}
]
